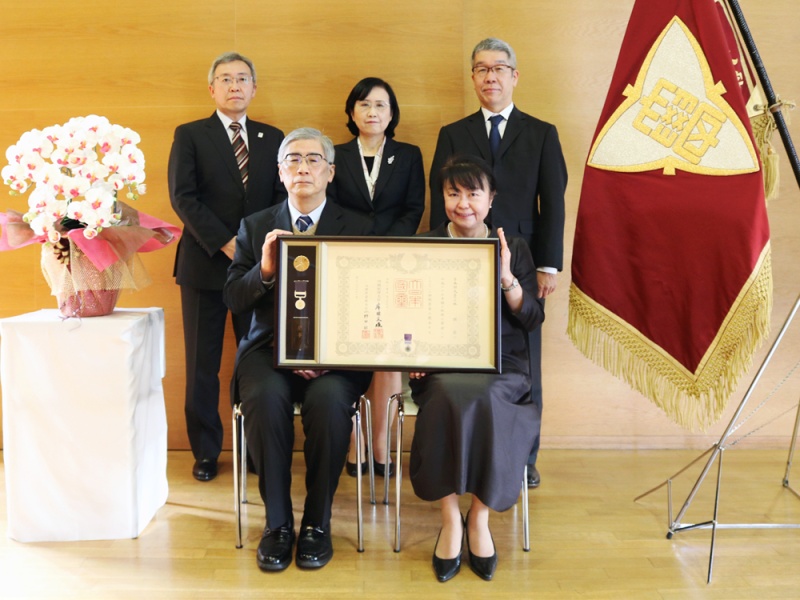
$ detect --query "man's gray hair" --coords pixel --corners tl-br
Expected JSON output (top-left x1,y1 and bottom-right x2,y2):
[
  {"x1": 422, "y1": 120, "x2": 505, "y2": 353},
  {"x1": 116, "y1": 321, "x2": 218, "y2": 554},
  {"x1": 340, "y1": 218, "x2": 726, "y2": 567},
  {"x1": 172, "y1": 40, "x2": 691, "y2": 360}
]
[
  {"x1": 208, "y1": 51, "x2": 257, "y2": 85},
  {"x1": 471, "y1": 38, "x2": 517, "y2": 69},
  {"x1": 277, "y1": 128, "x2": 336, "y2": 164}
]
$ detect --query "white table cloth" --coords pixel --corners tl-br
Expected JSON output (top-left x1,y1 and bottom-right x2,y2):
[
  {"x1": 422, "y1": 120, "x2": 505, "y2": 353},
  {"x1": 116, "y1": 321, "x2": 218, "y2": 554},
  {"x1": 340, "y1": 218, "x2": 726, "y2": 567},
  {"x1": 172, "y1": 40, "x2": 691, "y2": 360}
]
[{"x1": 1, "y1": 308, "x2": 168, "y2": 542}]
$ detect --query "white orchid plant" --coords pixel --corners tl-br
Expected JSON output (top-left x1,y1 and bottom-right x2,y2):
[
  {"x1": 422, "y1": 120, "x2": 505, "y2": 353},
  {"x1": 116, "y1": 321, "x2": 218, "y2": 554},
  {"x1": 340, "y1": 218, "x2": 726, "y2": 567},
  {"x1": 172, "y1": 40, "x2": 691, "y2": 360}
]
[{"x1": 2, "y1": 115, "x2": 146, "y2": 242}]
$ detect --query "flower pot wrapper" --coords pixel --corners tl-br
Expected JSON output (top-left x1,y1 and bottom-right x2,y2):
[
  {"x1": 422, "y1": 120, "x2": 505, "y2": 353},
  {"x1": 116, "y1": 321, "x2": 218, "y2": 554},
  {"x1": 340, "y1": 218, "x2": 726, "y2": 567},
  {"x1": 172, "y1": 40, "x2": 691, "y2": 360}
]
[
  {"x1": 41, "y1": 242, "x2": 122, "y2": 317},
  {"x1": 2, "y1": 203, "x2": 180, "y2": 317}
]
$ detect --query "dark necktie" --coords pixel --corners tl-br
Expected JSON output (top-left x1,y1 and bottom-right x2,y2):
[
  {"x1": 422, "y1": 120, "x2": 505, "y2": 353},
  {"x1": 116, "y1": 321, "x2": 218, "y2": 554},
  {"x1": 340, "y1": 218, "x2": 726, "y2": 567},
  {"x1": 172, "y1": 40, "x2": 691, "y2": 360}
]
[
  {"x1": 489, "y1": 114, "x2": 504, "y2": 160},
  {"x1": 229, "y1": 122, "x2": 249, "y2": 189},
  {"x1": 296, "y1": 215, "x2": 313, "y2": 232}
]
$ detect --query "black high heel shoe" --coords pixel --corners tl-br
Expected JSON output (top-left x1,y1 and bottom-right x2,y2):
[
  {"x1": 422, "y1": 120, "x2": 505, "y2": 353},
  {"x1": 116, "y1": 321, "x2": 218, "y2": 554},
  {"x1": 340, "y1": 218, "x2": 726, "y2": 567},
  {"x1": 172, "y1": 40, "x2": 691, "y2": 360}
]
[
  {"x1": 465, "y1": 511, "x2": 498, "y2": 581},
  {"x1": 432, "y1": 518, "x2": 465, "y2": 583},
  {"x1": 345, "y1": 460, "x2": 367, "y2": 477},
  {"x1": 373, "y1": 459, "x2": 395, "y2": 478}
]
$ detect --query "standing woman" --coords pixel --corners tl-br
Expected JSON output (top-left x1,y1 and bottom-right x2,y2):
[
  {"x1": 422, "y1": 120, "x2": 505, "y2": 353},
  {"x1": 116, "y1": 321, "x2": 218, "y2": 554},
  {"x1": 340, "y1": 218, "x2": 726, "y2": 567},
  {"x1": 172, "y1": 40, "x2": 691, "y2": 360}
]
[
  {"x1": 330, "y1": 77, "x2": 425, "y2": 477},
  {"x1": 409, "y1": 155, "x2": 544, "y2": 582}
]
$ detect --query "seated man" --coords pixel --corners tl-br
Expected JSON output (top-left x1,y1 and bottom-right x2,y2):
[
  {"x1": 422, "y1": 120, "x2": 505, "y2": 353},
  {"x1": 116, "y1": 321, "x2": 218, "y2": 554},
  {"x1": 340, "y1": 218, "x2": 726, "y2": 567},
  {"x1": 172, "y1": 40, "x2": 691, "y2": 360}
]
[{"x1": 224, "y1": 127, "x2": 372, "y2": 572}]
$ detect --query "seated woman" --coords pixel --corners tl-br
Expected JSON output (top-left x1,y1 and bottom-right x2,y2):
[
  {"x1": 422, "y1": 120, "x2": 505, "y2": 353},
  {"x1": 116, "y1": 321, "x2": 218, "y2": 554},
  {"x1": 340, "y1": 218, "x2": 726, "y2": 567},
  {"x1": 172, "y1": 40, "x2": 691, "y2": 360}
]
[{"x1": 409, "y1": 155, "x2": 544, "y2": 583}]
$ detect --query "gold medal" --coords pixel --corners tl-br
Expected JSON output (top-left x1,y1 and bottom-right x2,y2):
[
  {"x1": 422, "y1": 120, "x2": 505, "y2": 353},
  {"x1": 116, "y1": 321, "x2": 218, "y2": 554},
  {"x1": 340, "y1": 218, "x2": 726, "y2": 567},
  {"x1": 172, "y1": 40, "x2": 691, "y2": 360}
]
[
  {"x1": 293, "y1": 255, "x2": 310, "y2": 272},
  {"x1": 295, "y1": 299, "x2": 306, "y2": 310}
]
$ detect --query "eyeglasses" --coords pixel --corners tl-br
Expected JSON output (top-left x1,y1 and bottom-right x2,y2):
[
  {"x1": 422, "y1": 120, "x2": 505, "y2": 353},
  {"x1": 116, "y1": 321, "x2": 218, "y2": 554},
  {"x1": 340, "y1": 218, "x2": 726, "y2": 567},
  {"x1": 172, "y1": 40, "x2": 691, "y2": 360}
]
[
  {"x1": 281, "y1": 153, "x2": 329, "y2": 168},
  {"x1": 214, "y1": 75, "x2": 254, "y2": 87},
  {"x1": 355, "y1": 100, "x2": 391, "y2": 112},
  {"x1": 471, "y1": 64, "x2": 515, "y2": 78}
]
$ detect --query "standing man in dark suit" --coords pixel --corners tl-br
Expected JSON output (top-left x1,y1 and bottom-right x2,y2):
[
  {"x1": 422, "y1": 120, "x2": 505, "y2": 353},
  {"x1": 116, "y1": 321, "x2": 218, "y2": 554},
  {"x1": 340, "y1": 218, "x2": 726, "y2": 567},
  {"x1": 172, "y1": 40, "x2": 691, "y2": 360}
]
[
  {"x1": 429, "y1": 38, "x2": 567, "y2": 489},
  {"x1": 169, "y1": 51, "x2": 284, "y2": 482},
  {"x1": 224, "y1": 128, "x2": 372, "y2": 572}
]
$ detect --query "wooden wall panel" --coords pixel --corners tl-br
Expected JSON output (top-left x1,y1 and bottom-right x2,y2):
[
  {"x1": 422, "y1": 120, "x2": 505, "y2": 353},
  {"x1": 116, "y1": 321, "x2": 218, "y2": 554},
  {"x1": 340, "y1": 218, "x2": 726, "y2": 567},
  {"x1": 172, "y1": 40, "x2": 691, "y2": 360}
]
[{"x1": 0, "y1": 0, "x2": 797, "y2": 451}]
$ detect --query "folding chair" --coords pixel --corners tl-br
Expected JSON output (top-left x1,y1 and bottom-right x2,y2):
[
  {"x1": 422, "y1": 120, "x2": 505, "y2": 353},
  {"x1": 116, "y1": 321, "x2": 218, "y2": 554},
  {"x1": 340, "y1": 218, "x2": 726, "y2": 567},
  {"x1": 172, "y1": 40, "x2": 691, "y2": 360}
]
[
  {"x1": 386, "y1": 392, "x2": 531, "y2": 552},
  {"x1": 232, "y1": 395, "x2": 373, "y2": 551}
]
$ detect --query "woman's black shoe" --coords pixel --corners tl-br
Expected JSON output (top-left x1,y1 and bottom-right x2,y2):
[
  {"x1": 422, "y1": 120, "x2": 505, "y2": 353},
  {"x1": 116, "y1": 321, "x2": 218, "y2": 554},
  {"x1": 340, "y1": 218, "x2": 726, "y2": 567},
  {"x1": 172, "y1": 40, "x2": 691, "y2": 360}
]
[
  {"x1": 345, "y1": 460, "x2": 367, "y2": 477},
  {"x1": 432, "y1": 520, "x2": 464, "y2": 582},
  {"x1": 373, "y1": 459, "x2": 395, "y2": 478},
  {"x1": 465, "y1": 514, "x2": 498, "y2": 581}
]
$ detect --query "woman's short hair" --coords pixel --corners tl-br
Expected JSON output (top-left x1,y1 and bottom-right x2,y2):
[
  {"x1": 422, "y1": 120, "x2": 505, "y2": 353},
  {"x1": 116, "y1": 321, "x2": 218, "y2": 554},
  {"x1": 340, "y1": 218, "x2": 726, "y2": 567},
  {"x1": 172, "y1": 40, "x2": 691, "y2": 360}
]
[
  {"x1": 439, "y1": 155, "x2": 497, "y2": 194},
  {"x1": 344, "y1": 77, "x2": 401, "y2": 138}
]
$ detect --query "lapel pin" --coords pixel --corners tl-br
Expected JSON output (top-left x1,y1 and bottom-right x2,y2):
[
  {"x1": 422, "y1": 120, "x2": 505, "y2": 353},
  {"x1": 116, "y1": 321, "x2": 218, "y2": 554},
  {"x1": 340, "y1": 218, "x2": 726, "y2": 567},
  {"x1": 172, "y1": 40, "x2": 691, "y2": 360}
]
[
  {"x1": 388, "y1": 156, "x2": 395, "y2": 164},
  {"x1": 258, "y1": 132, "x2": 264, "y2": 138}
]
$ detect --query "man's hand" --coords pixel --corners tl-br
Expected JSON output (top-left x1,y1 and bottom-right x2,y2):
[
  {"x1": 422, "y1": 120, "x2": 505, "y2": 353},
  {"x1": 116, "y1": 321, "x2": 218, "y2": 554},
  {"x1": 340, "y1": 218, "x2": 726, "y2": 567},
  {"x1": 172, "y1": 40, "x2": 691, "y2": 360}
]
[
  {"x1": 260, "y1": 229, "x2": 292, "y2": 280},
  {"x1": 221, "y1": 237, "x2": 237, "y2": 260},
  {"x1": 293, "y1": 369, "x2": 329, "y2": 380},
  {"x1": 537, "y1": 271, "x2": 557, "y2": 299}
]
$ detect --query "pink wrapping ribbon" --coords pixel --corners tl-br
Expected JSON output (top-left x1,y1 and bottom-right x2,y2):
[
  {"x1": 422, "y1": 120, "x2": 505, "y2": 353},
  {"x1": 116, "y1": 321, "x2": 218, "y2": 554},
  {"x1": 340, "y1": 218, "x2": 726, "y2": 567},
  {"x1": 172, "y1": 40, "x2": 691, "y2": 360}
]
[{"x1": 0, "y1": 208, "x2": 181, "y2": 271}]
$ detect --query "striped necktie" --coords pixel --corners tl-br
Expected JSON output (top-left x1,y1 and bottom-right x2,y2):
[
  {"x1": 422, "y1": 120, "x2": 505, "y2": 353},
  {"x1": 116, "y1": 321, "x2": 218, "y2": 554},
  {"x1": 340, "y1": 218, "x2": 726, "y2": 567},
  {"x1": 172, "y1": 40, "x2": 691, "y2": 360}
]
[
  {"x1": 296, "y1": 215, "x2": 313, "y2": 232},
  {"x1": 229, "y1": 121, "x2": 249, "y2": 189}
]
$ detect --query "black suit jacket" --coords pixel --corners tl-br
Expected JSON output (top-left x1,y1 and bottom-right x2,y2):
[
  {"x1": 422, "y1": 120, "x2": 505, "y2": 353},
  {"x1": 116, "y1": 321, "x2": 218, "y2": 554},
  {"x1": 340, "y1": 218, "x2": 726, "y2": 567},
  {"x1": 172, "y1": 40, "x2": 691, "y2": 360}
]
[
  {"x1": 168, "y1": 112, "x2": 284, "y2": 290},
  {"x1": 429, "y1": 107, "x2": 568, "y2": 270},
  {"x1": 329, "y1": 137, "x2": 425, "y2": 236},
  {"x1": 223, "y1": 200, "x2": 372, "y2": 367}
]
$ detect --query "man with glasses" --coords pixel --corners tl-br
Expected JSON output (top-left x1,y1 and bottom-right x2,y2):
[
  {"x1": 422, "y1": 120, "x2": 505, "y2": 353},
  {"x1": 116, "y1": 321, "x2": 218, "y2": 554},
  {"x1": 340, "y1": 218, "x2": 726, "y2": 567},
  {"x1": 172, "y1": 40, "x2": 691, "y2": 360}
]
[
  {"x1": 429, "y1": 38, "x2": 568, "y2": 491},
  {"x1": 224, "y1": 128, "x2": 372, "y2": 572},
  {"x1": 169, "y1": 52, "x2": 285, "y2": 483}
]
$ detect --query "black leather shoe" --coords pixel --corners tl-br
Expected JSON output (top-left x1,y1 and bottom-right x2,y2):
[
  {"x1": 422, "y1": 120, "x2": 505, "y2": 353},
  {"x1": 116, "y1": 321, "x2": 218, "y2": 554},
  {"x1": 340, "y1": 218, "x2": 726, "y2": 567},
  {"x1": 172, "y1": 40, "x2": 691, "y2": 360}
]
[
  {"x1": 257, "y1": 523, "x2": 296, "y2": 572},
  {"x1": 296, "y1": 524, "x2": 333, "y2": 569},
  {"x1": 466, "y1": 518, "x2": 498, "y2": 581},
  {"x1": 345, "y1": 461, "x2": 367, "y2": 477},
  {"x1": 432, "y1": 521, "x2": 464, "y2": 582},
  {"x1": 373, "y1": 459, "x2": 395, "y2": 478},
  {"x1": 192, "y1": 458, "x2": 218, "y2": 482},
  {"x1": 527, "y1": 465, "x2": 540, "y2": 489}
]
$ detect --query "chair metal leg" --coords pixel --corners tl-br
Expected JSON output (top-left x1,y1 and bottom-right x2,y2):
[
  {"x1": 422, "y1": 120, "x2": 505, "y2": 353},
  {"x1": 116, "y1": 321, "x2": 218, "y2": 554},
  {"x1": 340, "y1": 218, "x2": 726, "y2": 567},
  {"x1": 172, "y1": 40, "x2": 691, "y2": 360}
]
[
  {"x1": 355, "y1": 403, "x2": 365, "y2": 552},
  {"x1": 522, "y1": 464, "x2": 530, "y2": 551},
  {"x1": 393, "y1": 393, "x2": 404, "y2": 552},
  {"x1": 383, "y1": 394, "x2": 398, "y2": 506},
  {"x1": 361, "y1": 395, "x2": 376, "y2": 505},
  {"x1": 240, "y1": 422, "x2": 248, "y2": 505},
  {"x1": 232, "y1": 404, "x2": 244, "y2": 549}
]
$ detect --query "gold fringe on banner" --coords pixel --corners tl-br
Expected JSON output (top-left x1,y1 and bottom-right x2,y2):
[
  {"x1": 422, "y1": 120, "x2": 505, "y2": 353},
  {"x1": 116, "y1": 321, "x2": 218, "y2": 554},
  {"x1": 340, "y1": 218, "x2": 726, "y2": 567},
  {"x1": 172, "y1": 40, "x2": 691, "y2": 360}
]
[{"x1": 567, "y1": 244, "x2": 772, "y2": 431}]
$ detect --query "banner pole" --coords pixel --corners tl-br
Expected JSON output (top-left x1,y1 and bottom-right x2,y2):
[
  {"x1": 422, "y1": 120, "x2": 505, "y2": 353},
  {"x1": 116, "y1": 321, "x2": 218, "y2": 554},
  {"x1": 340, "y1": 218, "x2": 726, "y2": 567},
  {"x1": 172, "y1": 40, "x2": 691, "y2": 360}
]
[{"x1": 726, "y1": 0, "x2": 800, "y2": 189}]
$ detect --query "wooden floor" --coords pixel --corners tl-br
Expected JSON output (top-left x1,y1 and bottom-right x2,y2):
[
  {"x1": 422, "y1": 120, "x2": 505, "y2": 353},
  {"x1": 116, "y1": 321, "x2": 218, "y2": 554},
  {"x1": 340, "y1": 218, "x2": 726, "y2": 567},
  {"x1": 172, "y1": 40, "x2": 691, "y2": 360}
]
[{"x1": 3, "y1": 449, "x2": 800, "y2": 599}]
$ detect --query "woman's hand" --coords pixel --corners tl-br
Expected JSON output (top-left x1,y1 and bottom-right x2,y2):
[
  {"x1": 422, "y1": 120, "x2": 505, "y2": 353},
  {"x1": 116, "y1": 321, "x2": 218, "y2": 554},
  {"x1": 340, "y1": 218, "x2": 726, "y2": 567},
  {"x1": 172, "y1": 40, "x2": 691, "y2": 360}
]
[
  {"x1": 497, "y1": 227, "x2": 514, "y2": 287},
  {"x1": 497, "y1": 227, "x2": 524, "y2": 312},
  {"x1": 260, "y1": 229, "x2": 292, "y2": 280}
]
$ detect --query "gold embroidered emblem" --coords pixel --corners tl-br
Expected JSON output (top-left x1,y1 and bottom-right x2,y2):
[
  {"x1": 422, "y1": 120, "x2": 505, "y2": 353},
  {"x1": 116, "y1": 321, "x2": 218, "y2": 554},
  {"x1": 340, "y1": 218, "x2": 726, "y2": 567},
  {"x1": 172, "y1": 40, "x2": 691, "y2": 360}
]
[{"x1": 587, "y1": 17, "x2": 759, "y2": 176}]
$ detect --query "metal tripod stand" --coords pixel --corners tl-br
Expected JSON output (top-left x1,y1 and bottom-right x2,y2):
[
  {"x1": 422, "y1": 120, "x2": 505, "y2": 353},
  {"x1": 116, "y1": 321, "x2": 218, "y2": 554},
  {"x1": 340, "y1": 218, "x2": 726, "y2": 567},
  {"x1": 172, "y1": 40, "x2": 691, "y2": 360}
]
[{"x1": 635, "y1": 296, "x2": 800, "y2": 583}]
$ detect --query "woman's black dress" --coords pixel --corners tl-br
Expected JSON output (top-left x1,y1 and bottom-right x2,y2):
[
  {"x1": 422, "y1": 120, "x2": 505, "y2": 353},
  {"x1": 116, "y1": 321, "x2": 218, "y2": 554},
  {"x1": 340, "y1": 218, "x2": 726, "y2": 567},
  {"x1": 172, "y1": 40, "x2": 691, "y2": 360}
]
[{"x1": 409, "y1": 224, "x2": 544, "y2": 511}]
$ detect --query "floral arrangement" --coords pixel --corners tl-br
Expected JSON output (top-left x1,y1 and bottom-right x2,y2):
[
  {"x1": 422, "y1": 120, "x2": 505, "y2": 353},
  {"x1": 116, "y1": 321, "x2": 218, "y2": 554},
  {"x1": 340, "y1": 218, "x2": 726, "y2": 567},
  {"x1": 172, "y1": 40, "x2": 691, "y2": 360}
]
[
  {"x1": 0, "y1": 115, "x2": 179, "y2": 317},
  {"x1": 2, "y1": 114, "x2": 146, "y2": 242}
]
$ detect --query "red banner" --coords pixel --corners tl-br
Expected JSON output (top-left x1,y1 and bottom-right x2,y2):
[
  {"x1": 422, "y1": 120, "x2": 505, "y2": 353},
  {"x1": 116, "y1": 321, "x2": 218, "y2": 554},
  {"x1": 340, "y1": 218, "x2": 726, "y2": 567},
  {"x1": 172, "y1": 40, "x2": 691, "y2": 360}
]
[{"x1": 568, "y1": 0, "x2": 772, "y2": 430}]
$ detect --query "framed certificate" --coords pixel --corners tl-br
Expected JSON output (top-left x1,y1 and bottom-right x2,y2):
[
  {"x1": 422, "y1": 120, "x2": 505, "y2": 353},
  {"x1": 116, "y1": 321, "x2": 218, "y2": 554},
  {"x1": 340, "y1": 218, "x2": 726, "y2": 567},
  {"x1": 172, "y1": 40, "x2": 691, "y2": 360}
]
[{"x1": 275, "y1": 236, "x2": 501, "y2": 372}]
